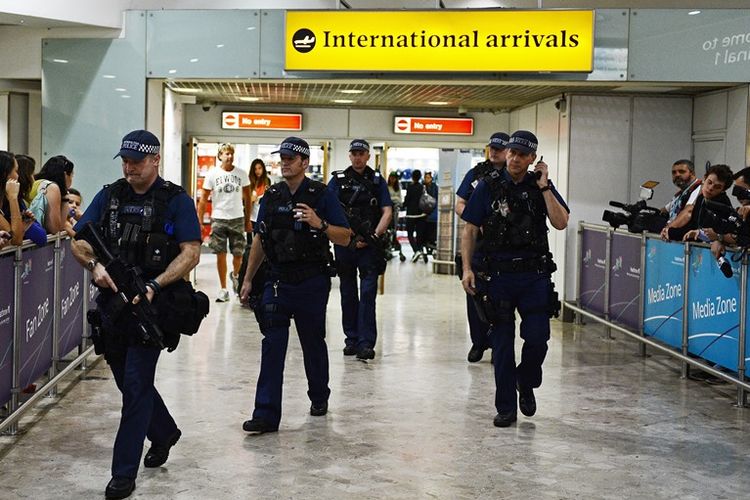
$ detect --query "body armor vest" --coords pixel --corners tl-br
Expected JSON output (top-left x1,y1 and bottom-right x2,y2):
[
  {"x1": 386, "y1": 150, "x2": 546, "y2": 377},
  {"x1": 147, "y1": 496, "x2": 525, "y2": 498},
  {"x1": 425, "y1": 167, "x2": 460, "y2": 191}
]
[
  {"x1": 99, "y1": 178, "x2": 183, "y2": 279},
  {"x1": 332, "y1": 167, "x2": 382, "y2": 233},
  {"x1": 481, "y1": 169, "x2": 550, "y2": 255},
  {"x1": 472, "y1": 160, "x2": 497, "y2": 184},
  {"x1": 259, "y1": 180, "x2": 331, "y2": 267}
]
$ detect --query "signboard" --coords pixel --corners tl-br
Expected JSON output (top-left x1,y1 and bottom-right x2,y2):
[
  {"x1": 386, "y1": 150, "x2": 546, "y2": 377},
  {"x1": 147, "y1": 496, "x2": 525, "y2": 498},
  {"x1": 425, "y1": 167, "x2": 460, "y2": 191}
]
[
  {"x1": 58, "y1": 240, "x2": 84, "y2": 357},
  {"x1": 0, "y1": 254, "x2": 14, "y2": 407},
  {"x1": 608, "y1": 232, "x2": 641, "y2": 330},
  {"x1": 222, "y1": 112, "x2": 302, "y2": 131},
  {"x1": 686, "y1": 246, "x2": 741, "y2": 372},
  {"x1": 19, "y1": 245, "x2": 55, "y2": 389},
  {"x1": 579, "y1": 228, "x2": 607, "y2": 315},
  {"x1": 643, "y1": 239, "x2": 684, "y2": 349},
  {"x1": 285, "y1": 10, "x2": 595, "y2": 72},
  {"x1": 394, "y1": 117, "x2": 474, "y2": 136}
]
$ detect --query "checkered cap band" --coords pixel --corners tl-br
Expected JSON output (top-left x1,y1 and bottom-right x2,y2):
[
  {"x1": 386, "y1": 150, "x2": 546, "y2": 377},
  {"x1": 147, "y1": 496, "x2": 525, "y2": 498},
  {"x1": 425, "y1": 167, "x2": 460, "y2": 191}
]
[
  {"x1": 279, "y1": 142, "x2": 310, "y2": 156},
  {"x1": 489, "y1": 137, "x2": 508, "y2": 148},
  {"x1": 121, "y1": 140, "x2": 160, "y2": 155},
  {"x1": 508, "y1": 136, "x2": 537, "y2": 150}
]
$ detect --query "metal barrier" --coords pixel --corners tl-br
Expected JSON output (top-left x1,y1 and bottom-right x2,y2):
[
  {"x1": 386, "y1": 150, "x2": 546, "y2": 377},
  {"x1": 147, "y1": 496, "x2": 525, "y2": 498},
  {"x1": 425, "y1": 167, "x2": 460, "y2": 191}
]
[
  {"x1": 566, "y1": 221, "x2": 748, "y2": 407},
  {"x1": 0, "y1": 234, "x2": 100, "y2": 435}
]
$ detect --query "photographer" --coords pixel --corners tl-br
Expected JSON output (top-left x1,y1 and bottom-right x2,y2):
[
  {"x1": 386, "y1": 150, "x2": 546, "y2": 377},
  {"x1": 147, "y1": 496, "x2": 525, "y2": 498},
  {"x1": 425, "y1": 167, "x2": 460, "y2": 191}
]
[
  {"x1": 661, "y1": 159, "x2": 701, "y2": 224},
  {"x1": 660, "y1": 164, "x2": 733, "y2": 242},
  {"x1": 684, "y1": 166, "x2": 750, "y2": 257}
]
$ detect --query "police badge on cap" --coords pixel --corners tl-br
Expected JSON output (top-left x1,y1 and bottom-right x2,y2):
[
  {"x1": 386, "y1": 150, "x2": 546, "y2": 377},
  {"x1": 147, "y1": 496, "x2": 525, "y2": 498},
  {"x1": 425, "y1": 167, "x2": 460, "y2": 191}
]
[
  {"x1": 273, "y1": 136, "x2": 311, "y2": 158},
  {"x1": 114, "y1": 130, "x2": 161, "y2": 160}
]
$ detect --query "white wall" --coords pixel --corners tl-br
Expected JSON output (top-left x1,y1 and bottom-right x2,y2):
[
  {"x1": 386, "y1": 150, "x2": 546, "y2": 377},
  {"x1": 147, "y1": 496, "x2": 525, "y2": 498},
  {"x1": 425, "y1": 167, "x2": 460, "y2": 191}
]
[
  {"x1": 162, "y1": 88, "x2": 183, "y2": 184},
  {"x1": 0, "y1": 94, "x2": 7, "y2": 150},
  {"x1": 693, "y1": 85, "x2": 750, "y2": 170}
]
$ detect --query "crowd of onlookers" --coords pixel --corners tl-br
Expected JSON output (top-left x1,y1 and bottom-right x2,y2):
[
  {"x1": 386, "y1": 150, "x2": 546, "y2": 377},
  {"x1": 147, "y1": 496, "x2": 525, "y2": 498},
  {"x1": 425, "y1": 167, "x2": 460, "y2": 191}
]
[{"x1": 0, "y1": 150, "x2": 82, "y2": 251}]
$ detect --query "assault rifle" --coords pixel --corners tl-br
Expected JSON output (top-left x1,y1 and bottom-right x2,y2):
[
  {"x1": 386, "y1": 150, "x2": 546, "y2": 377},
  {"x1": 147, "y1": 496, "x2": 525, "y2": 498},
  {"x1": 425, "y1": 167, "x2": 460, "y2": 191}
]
[
  {"x1": 343, "y1": 208, "x2": 388, "y2": 275},
  {"x1": 75, "y1": 221, "x2": 165, "y2": 349}
]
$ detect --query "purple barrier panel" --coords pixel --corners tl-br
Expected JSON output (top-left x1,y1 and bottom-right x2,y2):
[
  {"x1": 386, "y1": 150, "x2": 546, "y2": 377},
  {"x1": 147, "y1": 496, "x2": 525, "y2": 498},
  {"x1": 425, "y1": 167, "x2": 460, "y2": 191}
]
[
  {"x1": 579, "y1": 228, "x2": 607, "y2": 315},
  {"x1": 59, "y1": 240, "x2": 84, "y2": 357},
  {"x1": 608, "y1": 232, "x2": 642, "y2": 330},
  {"x1": 19, "y1": 245, "x2": 55, "y2": 389},
  {"x1": 0, "y1": 254, "x2": 14, "y2": 407}
]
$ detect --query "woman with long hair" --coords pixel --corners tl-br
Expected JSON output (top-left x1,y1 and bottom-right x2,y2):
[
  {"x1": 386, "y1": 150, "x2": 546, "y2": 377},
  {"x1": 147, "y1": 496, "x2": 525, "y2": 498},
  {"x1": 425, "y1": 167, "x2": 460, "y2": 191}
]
[
  {"x1": 29, "y1": 154, "x2": 75, "y2": 234},
  {"x1": 248, "y1": 158, "x2": 271, "y2": 230},
  {"x1": 15, "y1": 154, "x2": 36, "y2": 205},
  {"x1": 0, "y1": 151, "x2": 25, "y2": 246}
]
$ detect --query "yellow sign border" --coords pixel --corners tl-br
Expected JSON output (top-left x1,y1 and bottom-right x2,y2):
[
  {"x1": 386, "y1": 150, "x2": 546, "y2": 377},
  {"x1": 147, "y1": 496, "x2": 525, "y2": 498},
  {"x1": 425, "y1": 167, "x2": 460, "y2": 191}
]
[{"x1": 285, "y1": 10, "x2": 595, "y2": 73}]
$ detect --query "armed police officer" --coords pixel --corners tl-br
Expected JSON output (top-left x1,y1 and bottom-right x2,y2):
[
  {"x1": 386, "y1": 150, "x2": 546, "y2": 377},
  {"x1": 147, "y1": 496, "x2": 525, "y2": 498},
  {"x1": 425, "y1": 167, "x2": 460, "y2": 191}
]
[
  {"x1": 460, "y1": 130, "x2": 569, "y2": 428},
  {"x1": 71, "y1": 130, "x2": 201, "y2": 499},
  {"x1": 455, "y1": 132, "x2": 509, "y2": 363},
  {"x1": 240, "y1": 137, "x2": 350, "y2": 434},
  {"x1": 327, "y1": 139, "x2": 393, "y2": 360}
]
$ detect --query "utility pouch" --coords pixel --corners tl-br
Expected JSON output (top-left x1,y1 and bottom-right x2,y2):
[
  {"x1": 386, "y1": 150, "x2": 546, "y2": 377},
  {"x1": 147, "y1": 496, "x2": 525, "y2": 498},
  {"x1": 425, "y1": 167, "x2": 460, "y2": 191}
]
[
  {"x1": 548, "y1": 282, "x2": 561, "y2": 318},
  {"x1": 86, "y1": 309, "x2": 106, "y2": 355},
  {"x1": 471, "y1": 293, "x2": 495, "y2": 325}
]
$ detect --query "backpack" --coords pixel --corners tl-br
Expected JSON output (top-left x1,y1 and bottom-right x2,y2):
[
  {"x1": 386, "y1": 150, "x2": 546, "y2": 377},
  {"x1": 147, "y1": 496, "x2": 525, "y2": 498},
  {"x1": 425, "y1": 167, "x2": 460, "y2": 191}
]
[
  {"x1": 418, "y1": 185, "x2": 436, "y2": 215},
  {"x1": 28, "y1": 180, "x2": 54, "y2": 229}
]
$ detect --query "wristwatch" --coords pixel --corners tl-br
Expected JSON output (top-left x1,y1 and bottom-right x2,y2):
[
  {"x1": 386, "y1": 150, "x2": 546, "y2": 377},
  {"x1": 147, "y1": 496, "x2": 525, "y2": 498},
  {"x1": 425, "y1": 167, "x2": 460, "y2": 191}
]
[
  {"x1": 86, "y1": 258, "x2": 98, "y2": 271},
  {"x1": 317, "y1": 219, "x2": 329, "y2": 232}
]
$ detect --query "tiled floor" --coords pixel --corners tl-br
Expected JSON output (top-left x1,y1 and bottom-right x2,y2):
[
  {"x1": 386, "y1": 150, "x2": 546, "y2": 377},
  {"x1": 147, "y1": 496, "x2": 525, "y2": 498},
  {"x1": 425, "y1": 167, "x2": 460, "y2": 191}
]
[{"x1": 1, "y1": 253, "x2": 749, "y2": 499}]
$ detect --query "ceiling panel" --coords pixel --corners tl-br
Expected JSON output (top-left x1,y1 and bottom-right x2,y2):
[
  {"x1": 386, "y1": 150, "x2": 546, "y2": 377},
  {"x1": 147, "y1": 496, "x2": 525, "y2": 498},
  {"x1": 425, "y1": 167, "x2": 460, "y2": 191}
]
[{"x1": 166, "y1": 79, "x2": 732, "y2": 112}]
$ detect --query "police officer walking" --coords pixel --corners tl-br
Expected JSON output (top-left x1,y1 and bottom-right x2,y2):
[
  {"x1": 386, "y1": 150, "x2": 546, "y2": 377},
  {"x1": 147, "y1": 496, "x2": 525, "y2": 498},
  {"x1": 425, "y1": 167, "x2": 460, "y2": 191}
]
[
  {"x1": 455, "y1": 132, "x2": 509, "y2": 363},
  {"x1": 327, "y1": 139, "x2": 393, "y2": 360},
  {"x1": 240, "y1": 136, "x2": 350, "y2": 434},
  {"x1": 460, "y1": 130, "x2": 569, "y2": 428},
  {"x1": 71, "y1": 130, "x2": 201, "y2": 498}
]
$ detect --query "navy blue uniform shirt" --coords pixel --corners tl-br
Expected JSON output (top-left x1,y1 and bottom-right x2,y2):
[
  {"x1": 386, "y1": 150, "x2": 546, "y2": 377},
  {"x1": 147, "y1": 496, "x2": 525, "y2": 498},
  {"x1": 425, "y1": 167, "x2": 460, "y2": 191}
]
[
  {"x1": 255, "y1": 177, "x2": 350, "y2": 234},
  {"x1": 75, "y1": 177, "x2": 201, "y2": 244}
]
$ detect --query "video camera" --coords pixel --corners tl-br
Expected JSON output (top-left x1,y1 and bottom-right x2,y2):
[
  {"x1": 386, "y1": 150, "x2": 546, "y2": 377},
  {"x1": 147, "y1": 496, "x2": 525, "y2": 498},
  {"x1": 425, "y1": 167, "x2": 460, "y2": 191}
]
[
  {"x1": 602, "y1": 181, "x2": 667, "y2": 233},
  {"x1": 699, "y1": 199, "x2": 750, "y2": 247}
]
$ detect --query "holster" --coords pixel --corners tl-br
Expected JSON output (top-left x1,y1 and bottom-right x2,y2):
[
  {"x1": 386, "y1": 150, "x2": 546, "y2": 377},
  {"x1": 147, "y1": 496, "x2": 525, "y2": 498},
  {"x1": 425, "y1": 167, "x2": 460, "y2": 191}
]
[
  {"x1": 86, "y1": 309, "x2": 106, "y2": 355},
  {"x1": 455, "y1": 254, "x2": 463, "y2": 280}
]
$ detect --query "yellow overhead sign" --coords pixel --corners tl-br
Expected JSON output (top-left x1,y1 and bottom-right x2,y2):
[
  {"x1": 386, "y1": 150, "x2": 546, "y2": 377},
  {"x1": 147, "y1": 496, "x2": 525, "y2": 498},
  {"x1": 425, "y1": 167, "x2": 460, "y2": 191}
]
[{"x1": 285, "y1": 10, "x2": 594, "y2": 72}]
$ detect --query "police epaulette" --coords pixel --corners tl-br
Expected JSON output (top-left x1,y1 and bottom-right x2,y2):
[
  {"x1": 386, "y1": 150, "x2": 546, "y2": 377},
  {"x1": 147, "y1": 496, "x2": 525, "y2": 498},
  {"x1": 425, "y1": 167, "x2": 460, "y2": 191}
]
[
  {"x1": 333, "y1": 170, "x2": 347, "y2": 179},
  {"x1": 487, "y1": 169, "x2": 501, "y2": 180}
]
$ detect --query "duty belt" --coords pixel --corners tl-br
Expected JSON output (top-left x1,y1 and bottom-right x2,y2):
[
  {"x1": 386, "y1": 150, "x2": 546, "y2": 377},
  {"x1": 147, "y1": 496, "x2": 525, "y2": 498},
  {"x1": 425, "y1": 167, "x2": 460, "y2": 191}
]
[
  {"x1": 268, "y1": 264, "x2": 327, "y2": 284},
  {"x1": 482, "y1": 255, "x2": 553, "y2": 274}
]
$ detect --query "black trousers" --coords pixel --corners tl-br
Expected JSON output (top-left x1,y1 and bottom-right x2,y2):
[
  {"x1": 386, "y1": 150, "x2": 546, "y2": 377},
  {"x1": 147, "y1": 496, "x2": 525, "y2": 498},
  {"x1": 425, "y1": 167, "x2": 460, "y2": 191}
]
[{"x1": 405, "y1": 217, "x2": 425, "y2": 253}]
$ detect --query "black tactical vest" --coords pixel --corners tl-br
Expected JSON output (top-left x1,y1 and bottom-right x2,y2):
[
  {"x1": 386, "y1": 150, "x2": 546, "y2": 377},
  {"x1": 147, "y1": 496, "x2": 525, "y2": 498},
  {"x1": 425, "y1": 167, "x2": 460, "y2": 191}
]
[
  {"x1": 472, "y1": 160, "x2": 497, "y2": 183},
  {"x1": 259, "y1": 180, "x2": 331, "y2": 267},
  {"x1": 332, "y1": 166, "x2": 382, "y2": 231},
  {"x1": 99, "y1": 178, "x2": 183, "y2": 278},
  {"x1": 481, "y1": 169, "x2": 550, "y2": 255}
]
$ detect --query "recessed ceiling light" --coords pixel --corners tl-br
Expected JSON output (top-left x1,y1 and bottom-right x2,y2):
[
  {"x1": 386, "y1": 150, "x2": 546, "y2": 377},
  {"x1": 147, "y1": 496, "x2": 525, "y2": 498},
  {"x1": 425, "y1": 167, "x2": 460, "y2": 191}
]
[
  {"x1": 114, "y1": 88, "x2": 127, "y2": 92},
  {"x1": 52, "y1": 59, "x2": 69, "y2": 64},
  {"x1": 102, "y1": 74, "x2": 116, "y2": 79},
  {"x1": 121, "y1": 95, "x2": 131, "y2": 99},
  {"x1": 240, "y1": 97, "x2": 261, "y2": 101},
  {"x1": 333, "y1": 99, "x2": 355, "y2": 104},
  {"x1": 173, "y1": 87, "x2": 203, "y2": 93},
  {"x1": 428, "y1": 101, "x2": 449, "y2": 105},
  {"x1": 216, "y1": 44, "x2": 225, "y2": 48},
  {"x1": 338, "y1": 89, "x2": 365, "y2": 94},
  {"x1": 688, "y1": 10, "x2": 701, "y2": 15},
  {"x1": 189, "y1": 58, "x2": 199, "y2": 63},
  {"x1": 246, "y1": 26, "x2": 256, "y2": 31},
  {"x1": 168, "y1": 69, "x2": 177, "y2": 74}
]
